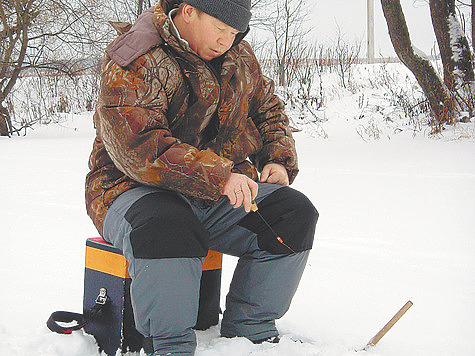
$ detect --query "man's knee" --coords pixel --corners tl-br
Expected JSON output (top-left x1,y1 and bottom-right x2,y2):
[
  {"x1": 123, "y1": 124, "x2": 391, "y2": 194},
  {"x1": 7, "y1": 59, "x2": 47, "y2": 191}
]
[
  {"x1": 239, "y1": 186, "x2": 318, "y2": 254},
  {"x1": 124, "y1": 191, "x2": 209, "y2": 259}
]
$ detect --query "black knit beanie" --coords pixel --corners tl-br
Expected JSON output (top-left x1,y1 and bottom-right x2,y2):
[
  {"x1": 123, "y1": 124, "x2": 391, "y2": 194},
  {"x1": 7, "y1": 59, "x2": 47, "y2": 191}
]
[{"x1": 184, "y1": 0, "x2": 251, "y2": 32}]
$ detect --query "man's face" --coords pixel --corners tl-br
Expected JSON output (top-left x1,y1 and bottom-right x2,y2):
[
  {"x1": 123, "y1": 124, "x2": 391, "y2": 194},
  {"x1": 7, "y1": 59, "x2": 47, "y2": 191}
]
[{"x1": 185, "y1": 8, "x2": 240, "y2": 61}]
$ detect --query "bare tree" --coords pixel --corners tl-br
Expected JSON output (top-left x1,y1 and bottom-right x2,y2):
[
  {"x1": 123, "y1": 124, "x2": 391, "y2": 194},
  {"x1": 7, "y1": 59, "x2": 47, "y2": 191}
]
[
  {"x1": 454, "y1": 0, "x2": 474, "y2": 52},
  {"x1": 0, "y1": 0, "x2": 112, "y2": 136},
  {"x1": 112, "y1": 0, "x2": 153, "y2": 18},
  {"x1": 431, "y1": 0, "x2": 474, "y2": 120},
  {"x1": 472, "y1": 0, "x2": 474, "y2": 51},
  {"x1": 431, "y1": 0, "x2": 474, "y2": 87},
  {"x1": 381, "y1": 0, "x2": 474, "y2": 132},
  {"x1": 259, "y1": 0, "x2": 310, "y2": 87},
  {"x1": 0, "y1": 0, "x2": 35, "y2": 135}
]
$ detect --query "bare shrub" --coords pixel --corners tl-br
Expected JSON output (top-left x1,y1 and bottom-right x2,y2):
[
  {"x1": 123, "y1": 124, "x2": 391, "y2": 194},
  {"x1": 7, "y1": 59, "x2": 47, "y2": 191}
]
[
  {"x1": 356, "y1": 118, "x2": 382, "y2": 142},
  {"x1": 355, "y1": 62, "x2": 433, "y2": 137},
  {"x1": 332, "y1": 29, "x2": 362, "y2": 90},
  {"x1": 9, "y1": 70, "x2": 100, "y2": 134}
]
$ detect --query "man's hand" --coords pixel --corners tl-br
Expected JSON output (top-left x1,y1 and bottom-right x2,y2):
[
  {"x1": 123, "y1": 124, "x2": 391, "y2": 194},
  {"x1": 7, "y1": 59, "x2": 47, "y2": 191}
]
[
  {"x1": 260, "y1": 163, "x2": 289, "y2": 186},
  {"x1": 221, "y1": 173, "x2": 259, "y2": 212}
]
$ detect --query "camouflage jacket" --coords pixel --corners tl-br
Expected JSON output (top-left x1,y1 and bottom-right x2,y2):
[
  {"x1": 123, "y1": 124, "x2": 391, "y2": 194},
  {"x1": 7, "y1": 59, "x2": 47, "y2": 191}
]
[{"x1": 85, "y1": 0, "x2": 298, "y2": 234}]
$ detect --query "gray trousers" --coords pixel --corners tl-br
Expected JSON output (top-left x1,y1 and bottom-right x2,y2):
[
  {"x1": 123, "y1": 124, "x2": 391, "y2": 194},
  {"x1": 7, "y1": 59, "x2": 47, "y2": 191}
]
[{"x1": 103, "y1": 183, "x2": 312, "y2": 355}]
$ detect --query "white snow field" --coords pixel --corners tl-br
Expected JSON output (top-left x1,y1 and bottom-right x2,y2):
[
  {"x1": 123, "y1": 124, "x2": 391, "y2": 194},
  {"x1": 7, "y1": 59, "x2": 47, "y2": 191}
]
[{"x1": 1, "y1": 75, "x2": 474, "y2": 355}]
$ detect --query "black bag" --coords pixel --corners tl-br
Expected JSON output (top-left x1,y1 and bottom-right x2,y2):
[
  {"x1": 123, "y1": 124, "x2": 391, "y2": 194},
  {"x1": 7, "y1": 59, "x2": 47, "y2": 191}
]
[{"x1": 47, "y1": 237, "x2": 222, "y2": 356}]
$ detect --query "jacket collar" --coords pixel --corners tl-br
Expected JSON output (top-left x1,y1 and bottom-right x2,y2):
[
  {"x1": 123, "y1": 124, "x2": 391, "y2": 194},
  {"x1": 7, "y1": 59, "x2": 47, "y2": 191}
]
[{"x1": 106, "y1": 7, "x2": 162, "y2": 67}]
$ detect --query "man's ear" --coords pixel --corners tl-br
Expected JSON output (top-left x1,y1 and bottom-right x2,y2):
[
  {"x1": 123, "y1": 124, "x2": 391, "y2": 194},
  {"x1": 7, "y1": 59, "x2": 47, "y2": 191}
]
[{"x1": 181, "y1": 4, "x2": 197, "y2": 24}]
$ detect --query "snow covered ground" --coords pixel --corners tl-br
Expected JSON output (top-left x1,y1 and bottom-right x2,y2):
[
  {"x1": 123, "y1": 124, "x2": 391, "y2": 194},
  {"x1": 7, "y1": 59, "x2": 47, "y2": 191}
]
[{"x1": 1, "y1": 75, "x2": 474, "y2": 355}]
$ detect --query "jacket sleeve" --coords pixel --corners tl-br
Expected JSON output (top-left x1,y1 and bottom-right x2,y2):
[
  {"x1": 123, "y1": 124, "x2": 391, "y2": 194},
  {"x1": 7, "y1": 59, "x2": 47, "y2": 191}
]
[
  {"x1": 248, "y1": 54, "x2": 299, "y2": 184},
  {"x1": 95, "y1": 53, "x2": 233, "y2": 201}
]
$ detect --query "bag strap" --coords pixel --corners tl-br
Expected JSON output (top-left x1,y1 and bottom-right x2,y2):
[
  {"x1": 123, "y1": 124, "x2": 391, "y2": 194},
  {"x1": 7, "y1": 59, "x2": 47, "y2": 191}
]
[
  {"x1": 46, "y1": 311, "x2": 87, "y2": 334},
  {"x1": 46, "y1": 288, "x2": 110, "y2": 334}
]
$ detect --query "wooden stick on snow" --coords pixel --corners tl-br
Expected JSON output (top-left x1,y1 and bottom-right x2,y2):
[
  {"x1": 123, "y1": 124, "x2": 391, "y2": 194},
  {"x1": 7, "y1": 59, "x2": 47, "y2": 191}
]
[{"x1": 363, "y1": 300, "x2": 413, "y2": 350}]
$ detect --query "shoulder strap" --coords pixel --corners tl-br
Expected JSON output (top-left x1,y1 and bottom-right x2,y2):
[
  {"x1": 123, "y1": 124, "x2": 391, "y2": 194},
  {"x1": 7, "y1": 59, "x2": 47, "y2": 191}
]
[
  {"x1": 46, "y1": 311, "x2": 87, "y2": 334},
  {"x1": 46, "y1": 288, "x2": 110, "y2": 334}
]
